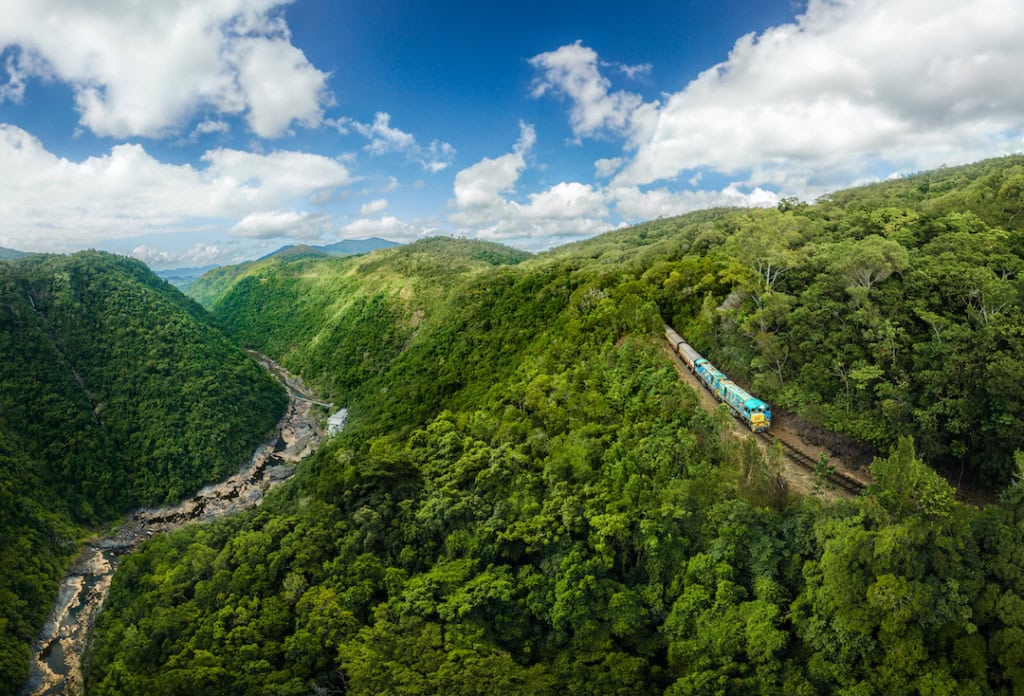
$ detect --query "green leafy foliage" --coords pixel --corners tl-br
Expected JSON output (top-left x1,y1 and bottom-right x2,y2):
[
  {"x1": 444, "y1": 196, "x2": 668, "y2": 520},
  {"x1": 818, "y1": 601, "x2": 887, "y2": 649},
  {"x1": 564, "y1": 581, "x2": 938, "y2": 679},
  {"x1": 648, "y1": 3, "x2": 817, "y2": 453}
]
[
  {"x1": 0, "y1": 251, "x2": 286, "y2": 691},
  {"x1": 188, "y1": 237, "x2": 531, "y2": 402},
  {"x1": 83, "y1": 157, "x2": 1024, "y2": 693}
]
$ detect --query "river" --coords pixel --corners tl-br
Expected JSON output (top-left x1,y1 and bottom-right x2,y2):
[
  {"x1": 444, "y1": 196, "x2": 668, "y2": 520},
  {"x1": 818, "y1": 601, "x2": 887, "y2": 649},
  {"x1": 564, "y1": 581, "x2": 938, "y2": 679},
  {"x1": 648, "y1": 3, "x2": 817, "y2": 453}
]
[{"x1": 20, "y1": 354, "x2": 332, "y2": 696}]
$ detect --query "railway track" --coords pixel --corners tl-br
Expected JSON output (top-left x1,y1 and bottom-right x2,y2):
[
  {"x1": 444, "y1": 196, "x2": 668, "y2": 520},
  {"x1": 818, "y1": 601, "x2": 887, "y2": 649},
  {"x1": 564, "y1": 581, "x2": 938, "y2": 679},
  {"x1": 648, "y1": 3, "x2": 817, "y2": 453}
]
[
  {"x1": 660, "y1": 329, "x2": 867, "y2": 497},
  {"x1": 758, "y1": 432, "x2": 866, "y2": 495}
]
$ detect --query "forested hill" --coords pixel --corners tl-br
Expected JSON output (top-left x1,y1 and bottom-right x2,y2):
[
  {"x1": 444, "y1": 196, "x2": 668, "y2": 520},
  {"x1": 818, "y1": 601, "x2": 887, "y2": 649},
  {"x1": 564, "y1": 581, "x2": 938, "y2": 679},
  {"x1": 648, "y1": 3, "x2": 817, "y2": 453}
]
[
  {"x1": 187, "y1": 237, "x2": 533, "y2": 401},
  {"x1": 85, "y1": 157, "x2": 1024, "y2": 695},
  {"x1": 0, "y1": 246, "x2": 28, "y2": 260},
  {"x1": 547, "y1": 156, "x2": 1024, "y2": 486},
  {"x1": 0, "y1": 251, "x2": 287, "y2": 690}
]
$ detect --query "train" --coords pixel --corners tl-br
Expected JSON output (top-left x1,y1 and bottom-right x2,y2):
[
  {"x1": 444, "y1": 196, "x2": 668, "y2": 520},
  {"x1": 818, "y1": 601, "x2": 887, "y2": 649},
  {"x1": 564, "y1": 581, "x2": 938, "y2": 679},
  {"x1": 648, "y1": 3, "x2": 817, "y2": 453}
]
[{"x1": 664, "y1": 325, "x2": 772, "y2": 433}]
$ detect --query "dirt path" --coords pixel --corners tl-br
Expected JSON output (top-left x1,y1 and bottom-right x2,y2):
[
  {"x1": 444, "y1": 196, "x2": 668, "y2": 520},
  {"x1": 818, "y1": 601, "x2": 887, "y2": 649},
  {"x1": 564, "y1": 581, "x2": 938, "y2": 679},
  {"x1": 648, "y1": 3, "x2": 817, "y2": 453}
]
[
  {"x1": 661, "y1": 344, "x2": 869, "y2": 500},
  {"x1": 21, "y1": 355, "x2": 331, "y2": 696}
]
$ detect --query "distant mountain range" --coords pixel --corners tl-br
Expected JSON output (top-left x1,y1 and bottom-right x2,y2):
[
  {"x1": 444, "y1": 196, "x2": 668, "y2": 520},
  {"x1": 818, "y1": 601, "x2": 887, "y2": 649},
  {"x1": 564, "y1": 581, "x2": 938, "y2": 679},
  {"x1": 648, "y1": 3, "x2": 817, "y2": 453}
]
[
  {"x1": 0, "y1": 246, "x2": 28, "y2": 260},
  {"x1": 257, "y1": 237, "x2": 399, "y2": 261},
  {"x1": 155, "y1": 238, "x2": 399, "y2": 289},
  {"x1": 154, "y1": 264, "x2": 221, "y2": 290}
]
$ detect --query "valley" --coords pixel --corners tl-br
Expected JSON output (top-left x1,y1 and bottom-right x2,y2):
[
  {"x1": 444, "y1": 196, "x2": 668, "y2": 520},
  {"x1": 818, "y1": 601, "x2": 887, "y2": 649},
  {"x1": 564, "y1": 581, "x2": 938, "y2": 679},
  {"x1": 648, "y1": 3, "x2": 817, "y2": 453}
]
[
  {"x1": 23, "y1": 357, "x2": 330, "y2": 696},
  {"x1": 3, "y1": 4, "x2": 1021, "y2": 693},
  {"x1": 3, "y1": 157, "x2": 1024, "y2": 695}
]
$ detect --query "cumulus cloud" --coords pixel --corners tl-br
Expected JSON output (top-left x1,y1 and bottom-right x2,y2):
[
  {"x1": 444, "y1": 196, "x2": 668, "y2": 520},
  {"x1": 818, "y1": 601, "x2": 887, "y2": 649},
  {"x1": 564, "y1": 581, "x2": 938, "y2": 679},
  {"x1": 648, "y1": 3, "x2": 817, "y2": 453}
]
[
  {"x1": 338, "y1": 112, "x2": 456, "y2": 172},
  {"x1": 131, "y1": 242, "x2": 238, "y2": 269},
  {"x1": 450, "y1": 123, "x2": 610, "y2": 243},
  {"x1": 0, "y1": 48, "x2": 34, "y2": 102},
  {"x1": 0, "y1": 124, "x2": 351, "y2": 250},
  {"x1": 230, "y1": 210, "x2": 332, "y2": 240},
  {"x1": 610, "y1": 184, "x2": 779, "y2": 220},
  {"x1": 529, "y1": 40, "x2": 643, "y2": 139},
  {"x1": 359, "y1": 198, "x2": 389, "y2": 216},
  {"x1": 451, "y1": 122, "x2": 534, "y2": 211},
  {"x1": 190, "y1": 119, "x2": 231, "y2": 139},
  {"x1": 531, "y1": 1, "x2": 1024, "y2": 196},
  {"x1": 338, "y1": 215, "x2": 430, "y2": 242},
  {"x1": 594, "y1": 157, "x2": 625, "y2": 178},
  {"x1": 447, "y1": 120, "x2": 784, "y2": 246},
  {"x1": 0, "y1": 0, "x2": 328, "y2": 138},
  {"x1": 229, "y1": 35, "x2": 328, "y2": 137},
  {"x1": 616, "y1": 62, "x2": 652, "y2": 81}
]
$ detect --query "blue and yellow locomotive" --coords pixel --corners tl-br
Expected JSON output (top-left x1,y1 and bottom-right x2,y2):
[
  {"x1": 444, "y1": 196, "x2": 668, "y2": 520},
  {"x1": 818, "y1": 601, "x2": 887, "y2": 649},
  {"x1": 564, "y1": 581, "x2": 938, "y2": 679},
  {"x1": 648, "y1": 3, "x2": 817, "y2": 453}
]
[{"x1": 665, "y1": 325, "x2": 772, "y2": 433}]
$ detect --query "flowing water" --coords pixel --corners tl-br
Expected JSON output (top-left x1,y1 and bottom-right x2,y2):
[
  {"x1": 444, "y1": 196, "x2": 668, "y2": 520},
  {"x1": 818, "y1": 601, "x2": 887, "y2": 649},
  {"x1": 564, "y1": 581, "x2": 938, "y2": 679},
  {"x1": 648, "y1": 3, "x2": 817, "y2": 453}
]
[{"x1": 21, "y1": 355, "x2": 332, "y2": 696}]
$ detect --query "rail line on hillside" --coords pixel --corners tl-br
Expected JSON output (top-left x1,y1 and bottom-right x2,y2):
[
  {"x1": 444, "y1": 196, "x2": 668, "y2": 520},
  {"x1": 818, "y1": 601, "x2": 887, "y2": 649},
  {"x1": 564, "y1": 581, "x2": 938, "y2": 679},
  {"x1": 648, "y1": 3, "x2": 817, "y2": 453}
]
[
  {"x1": 662, "y1": 325, "x2": 867, "y2": 497},
  {"x1": 758, "y1": 431, "x2": 866, "y2": 495}
]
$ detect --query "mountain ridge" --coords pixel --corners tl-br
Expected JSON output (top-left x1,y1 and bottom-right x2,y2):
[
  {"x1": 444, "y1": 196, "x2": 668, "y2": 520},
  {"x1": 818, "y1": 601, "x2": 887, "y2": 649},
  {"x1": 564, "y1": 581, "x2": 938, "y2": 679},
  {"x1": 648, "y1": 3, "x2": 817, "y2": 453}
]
[{"x1": 257, "y1": 236, "x2": 399, "y2": 261}]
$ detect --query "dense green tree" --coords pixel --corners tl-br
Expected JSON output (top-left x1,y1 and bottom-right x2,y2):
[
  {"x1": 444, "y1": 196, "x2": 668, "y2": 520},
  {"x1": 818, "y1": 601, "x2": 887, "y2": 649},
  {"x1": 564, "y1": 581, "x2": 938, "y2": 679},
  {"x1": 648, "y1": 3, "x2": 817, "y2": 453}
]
[
  {"x1": 71, "y1": 157, "x2": 1024, "y2": 693},
  {"x1": 0, "y1": 251, "x2": 285, "y2": 692}
]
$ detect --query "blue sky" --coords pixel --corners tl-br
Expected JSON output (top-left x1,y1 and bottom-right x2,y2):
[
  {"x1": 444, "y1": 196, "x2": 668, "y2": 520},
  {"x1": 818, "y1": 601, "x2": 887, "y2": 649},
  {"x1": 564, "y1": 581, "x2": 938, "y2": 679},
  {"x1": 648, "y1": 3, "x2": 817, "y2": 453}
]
[{"x1": 1, "y1": 0, "x2": 1022, "y2": 268}]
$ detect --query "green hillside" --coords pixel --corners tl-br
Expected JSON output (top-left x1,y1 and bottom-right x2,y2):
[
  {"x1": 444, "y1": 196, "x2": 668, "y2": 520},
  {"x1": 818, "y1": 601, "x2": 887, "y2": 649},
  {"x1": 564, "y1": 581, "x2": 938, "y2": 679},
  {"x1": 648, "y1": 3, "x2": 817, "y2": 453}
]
[
  {"x1": 87, "y1": 157, "x2": 1024, "y2": 694},
  {"x1": 189, "y1": 237, "x2": 532, "y2": 401},
  {"x1": 0, "y1": 251, "x2": 287, "y2": 690},
  {"x1": 257, "y1": 236, "x2": 401, "y2": 262},
  {"x1": 0, "y1": 247, "x2": 28, "y2": 260}
]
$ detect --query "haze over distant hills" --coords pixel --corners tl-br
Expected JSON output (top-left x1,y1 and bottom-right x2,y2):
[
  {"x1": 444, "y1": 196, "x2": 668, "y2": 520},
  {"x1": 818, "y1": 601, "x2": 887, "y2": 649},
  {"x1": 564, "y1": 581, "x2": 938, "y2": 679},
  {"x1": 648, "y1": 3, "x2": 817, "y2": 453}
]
[
  {"x1": 153, "y1": 264, "x2": 221, "y2": 290},
  {"x1": 153, "y1": 238, "x2": 399, "y2": 290},
  {"x1": 257, "y1": 237, "x2": 399, "y2": 261},
  {"x1": 0, "y1": 247, "x2": 28, "y2": 260}
]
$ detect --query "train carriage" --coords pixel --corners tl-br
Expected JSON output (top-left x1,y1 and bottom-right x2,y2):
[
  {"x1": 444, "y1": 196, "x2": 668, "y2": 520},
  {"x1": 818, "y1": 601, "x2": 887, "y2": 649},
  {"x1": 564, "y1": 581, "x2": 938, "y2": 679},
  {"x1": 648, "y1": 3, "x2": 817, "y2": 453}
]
[
  {"x1": 676, "y1": 342, "x2": 702, "y2": 371},
  {"x1": 664, "y1": 324, "x2": 772, "y2": 432},
  {"x1": 664, "y1": 326, "x2": 701, "y2": 371},
  {"x1": 664, "y1": 326, "x2": 685, "y2": 352}
]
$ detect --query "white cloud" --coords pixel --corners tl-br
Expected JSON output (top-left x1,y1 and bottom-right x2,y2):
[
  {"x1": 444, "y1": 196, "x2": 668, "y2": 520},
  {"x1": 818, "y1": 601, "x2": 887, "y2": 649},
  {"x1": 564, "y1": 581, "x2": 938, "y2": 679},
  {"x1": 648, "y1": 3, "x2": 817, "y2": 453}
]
[
  {"x1": 359, "y1": 198, "x2": 389, "y2": 216},
  {"x1": 0, "y1": 124, "x2": 351, "y2": 250},
  {"x1": 347, "y1": 112, "x2": 415, "y2": 153},
  {"x1": 0, "y1": 1, "x2": 328, "y2": 138},
  {"x1": 191, "y1": 118, "x2": 231, "y2": 139},
  {"x1": 230, "y1": 210, "x2": 332, "y2": 240},
  {"x1": 616, "y1": 62, "x2": 652, "y2": 80},
  {"x1": 339, "y1": 215, "x2": 428, "y2": 242},
  {"x1": 625, "y1": 0, "x2": 1024, "y2": 186},
  {"x1": 610, "y1": 184, "x2": 778, "y2": 221},
  {"x1": 529, "y1": 40, "x2": 643, "y2": 139},
  {"x1": 594, "y1": 157, "x2": 624, "y2": 178},
  {"x1": 447, "y1": 122, "x2": 782, "y2": 247},
  {"x1": 339, "y1": 112, "x2": 456, "y2": 172},
  {"x1": 201, "y1": 147, "x2": 352, "y2": 199},
  {"x1": 468, "y1": 213, "x2": 611, "y2": 248},
  {"x1": 423, "y1": 140, "x2": 457, "y2": 173},
  {"x1": 0, "y1": 48, "x2": 35, "y2": 102},
  {"x1": 521, "y1": 182, "x2": 608, "y2": 221},
  {"x1": 131, "y1": 242, "x2": 238, "y2": 269},
  {"x1": 451, "y1": 122, "x2": 534, "y2": 210},
  {"x1": 531, "y1": 2, "x2": 1024, "y2": 197},
  {"x1": 450, "y1": 123, "x2": 610, "y2": 243},
  {"x1": 229, "y1": 36, "x2": 327, "y2": 137}
]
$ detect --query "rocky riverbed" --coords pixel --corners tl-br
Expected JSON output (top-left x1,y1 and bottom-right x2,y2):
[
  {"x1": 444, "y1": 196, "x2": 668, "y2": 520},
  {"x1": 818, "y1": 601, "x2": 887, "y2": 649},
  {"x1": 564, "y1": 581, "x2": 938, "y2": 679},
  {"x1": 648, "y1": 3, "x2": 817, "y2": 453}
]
[{"x1": 21, "y1": 355, "x2": 331, "y2": 696}]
